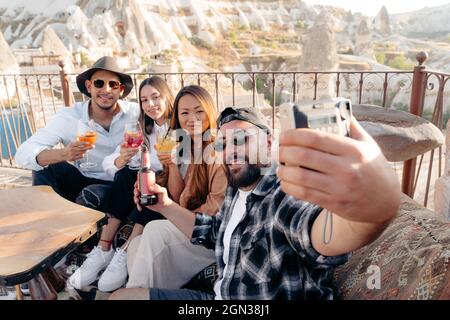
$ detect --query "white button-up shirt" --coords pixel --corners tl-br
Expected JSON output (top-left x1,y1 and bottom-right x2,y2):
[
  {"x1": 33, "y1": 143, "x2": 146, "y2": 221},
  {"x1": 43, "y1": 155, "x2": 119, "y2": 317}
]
[{"x1": 15, "y1": 100, "x2": 140, "y2": 181}]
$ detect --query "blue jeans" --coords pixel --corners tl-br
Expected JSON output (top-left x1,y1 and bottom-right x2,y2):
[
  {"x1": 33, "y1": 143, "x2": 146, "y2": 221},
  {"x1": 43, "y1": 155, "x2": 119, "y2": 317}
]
[
  {"x1": 32, "y1": 162, "x2": 112, "y2": 211},
  {"x1": 149, "y1": 288, "x2": 214, "y2": 300}
]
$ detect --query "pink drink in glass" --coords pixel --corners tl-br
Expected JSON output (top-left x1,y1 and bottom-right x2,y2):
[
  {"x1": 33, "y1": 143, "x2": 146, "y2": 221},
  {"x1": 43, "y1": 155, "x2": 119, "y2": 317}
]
[{"x1": 124, "y1": 131, "x2": 144, "y2": 148}]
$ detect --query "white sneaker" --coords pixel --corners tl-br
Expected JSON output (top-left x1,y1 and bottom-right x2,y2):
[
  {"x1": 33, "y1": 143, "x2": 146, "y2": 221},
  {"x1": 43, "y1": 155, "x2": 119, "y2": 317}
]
[
  {"x1": 68, "y1": 246, "x2": 114, "y2": 289},
  {"x1": 98, "y1": 248, "x2": 128, "y2": 292},
  {"x1": 20, "y1": 283, "x2": 30, "y2": 296}
]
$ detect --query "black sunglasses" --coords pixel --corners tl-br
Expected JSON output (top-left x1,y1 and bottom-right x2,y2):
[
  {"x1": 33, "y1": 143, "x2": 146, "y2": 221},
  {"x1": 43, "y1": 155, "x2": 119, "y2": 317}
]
[
  {"x1": 214, "y1": 129, "x2": 260, "y2": 152},
  {"x1": 92, "y1": 79, "x2": 122, "y2": 90}
]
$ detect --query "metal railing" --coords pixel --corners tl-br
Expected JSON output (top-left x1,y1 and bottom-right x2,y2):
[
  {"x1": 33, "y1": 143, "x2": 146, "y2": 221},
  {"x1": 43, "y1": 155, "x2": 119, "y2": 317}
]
[{"x1": 0, "y1": 53, "x2": 448, "y2": 208}]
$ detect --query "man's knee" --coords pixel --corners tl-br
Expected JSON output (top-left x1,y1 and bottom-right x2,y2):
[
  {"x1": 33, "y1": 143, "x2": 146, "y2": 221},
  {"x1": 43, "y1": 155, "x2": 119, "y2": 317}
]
[
  {"x1": 127, "y1": 234, "x2": 142, "y2": 271},
  {"x1": 32, "y1": 162, "x2": 72, "y2": 185},
  {"x1": 75, "y1": 183, "x2": 111, "y2": 211},
  {"x1": 32, "y1": 168, "x2": 51, "y2": 185},
  {"x1": 142, "y1": 220, "x2": 180, "y2": 244},
  {"x1": 113, "y1": 166, "x2": 133, "y2": 181}
]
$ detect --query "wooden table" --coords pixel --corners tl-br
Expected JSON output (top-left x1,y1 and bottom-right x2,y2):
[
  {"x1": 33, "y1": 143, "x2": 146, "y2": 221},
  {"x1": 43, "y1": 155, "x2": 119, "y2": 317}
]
[{"x1": 0, "y1": 186, "x2": 107, "y2": 299}]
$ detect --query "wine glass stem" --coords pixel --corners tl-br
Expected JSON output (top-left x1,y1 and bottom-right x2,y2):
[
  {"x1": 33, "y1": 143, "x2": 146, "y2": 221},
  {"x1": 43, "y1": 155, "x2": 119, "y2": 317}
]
[{"x1": 85, "y1": 150, "x2": 89, "y2": 164}]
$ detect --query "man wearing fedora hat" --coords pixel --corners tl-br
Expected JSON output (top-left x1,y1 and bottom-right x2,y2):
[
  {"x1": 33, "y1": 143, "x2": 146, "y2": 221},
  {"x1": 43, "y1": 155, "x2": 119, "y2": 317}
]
[{"x1": 15, "y1": 56, "x2": 139, "y2": 207}]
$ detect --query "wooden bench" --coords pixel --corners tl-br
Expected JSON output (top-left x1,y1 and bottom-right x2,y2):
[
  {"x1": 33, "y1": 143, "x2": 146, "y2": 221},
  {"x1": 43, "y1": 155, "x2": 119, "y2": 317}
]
[{"x1": 0, "y1": 186, "x2": 107, "y2": 299}]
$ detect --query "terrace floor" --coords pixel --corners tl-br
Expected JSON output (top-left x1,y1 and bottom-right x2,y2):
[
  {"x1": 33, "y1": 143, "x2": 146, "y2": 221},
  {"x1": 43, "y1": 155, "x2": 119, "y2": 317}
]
[{"x1": 0, "y1": 150, "x2": 444, "y2": 300}]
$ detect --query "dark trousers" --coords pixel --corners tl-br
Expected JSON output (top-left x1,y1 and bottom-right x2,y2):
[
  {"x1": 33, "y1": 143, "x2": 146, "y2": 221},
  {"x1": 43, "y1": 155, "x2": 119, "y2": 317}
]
[
  {"x1": 149, "y1": 288, "x2": 214, "y2": 300},
  {"x1": 32, "y1": 162, "x2": 112, "y2": 204},
  {"x1": 105, "y1": 167, "x2": 165, "y2": 226}
]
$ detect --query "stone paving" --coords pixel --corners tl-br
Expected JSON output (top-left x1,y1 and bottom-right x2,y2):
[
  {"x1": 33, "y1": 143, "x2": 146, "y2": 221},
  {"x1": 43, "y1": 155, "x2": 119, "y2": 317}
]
[{"x1": 0, "y1": 167, "x2": 32, "y2": 189}]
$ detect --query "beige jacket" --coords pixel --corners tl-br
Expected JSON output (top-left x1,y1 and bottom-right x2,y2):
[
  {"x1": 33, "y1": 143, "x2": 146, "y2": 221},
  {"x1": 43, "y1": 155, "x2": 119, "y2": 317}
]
[{"x1": 167, "y1": 163, "x2": 228, "y2": 216}]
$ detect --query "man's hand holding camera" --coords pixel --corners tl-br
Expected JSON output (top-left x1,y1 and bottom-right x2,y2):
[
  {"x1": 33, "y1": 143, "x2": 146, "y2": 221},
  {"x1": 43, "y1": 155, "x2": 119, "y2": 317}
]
[{"x1": 278, "y1": 117, "x2": 401, "y2": 256}]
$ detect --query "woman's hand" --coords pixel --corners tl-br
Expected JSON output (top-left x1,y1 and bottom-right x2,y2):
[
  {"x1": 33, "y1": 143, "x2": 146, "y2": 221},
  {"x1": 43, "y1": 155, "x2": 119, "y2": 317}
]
[
  {"x1": 115, "y1": 142, "x2": 139, "y2": 169},
  {"x1": 156, "y1": 147, "x2": 177, "y2": 166}
]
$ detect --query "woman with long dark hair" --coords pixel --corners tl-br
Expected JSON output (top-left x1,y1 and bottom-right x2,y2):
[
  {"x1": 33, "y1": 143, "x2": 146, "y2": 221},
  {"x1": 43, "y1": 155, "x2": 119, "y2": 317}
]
[
  {"x1": 124, "y1": 85, "x2": 227, "y2": 290},
  {"x1": 69, "y1": 76, "x2": 175, "y2": 291}
]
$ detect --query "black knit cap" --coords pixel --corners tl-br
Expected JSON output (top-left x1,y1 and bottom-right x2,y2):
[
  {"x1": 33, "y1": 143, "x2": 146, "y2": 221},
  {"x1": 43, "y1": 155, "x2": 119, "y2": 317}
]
[{"x1": 217, "y1": 106, "x2": 270, "y2": 133}]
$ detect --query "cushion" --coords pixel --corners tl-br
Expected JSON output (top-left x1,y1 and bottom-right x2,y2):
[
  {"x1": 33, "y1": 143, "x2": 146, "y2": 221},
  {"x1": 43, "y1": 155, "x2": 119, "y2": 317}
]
[
  {"x1": 333, "y1": 194, "x2": 450, "y2": 300},
  {"x1": 182, "y1": 263, "x2": 218, "y2": 294}
]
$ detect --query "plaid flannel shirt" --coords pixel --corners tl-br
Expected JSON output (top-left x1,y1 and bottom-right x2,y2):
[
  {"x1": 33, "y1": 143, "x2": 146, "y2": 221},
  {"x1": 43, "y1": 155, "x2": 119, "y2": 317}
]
[{"x1": 191, "y1": 165, "x2": 349, "y2": 299}]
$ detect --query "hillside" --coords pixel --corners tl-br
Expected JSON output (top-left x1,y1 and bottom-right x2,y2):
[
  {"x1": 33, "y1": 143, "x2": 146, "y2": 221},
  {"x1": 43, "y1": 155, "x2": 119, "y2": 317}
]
[
  {"x1": 392, "y1": 3, "x2": 450, "y2": 39},
  {"x1": 1, "y1": 0, "x2": 450, "y2": 74},
  {"x1": 0, "y1": 0, "x2": 449, "y2": 115}
]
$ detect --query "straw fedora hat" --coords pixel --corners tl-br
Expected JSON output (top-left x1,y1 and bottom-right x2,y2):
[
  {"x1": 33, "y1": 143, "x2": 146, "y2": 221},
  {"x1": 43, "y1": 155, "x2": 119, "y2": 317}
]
[{"x1": 76, "y1": 56, "x2": 133, "y2": 98}]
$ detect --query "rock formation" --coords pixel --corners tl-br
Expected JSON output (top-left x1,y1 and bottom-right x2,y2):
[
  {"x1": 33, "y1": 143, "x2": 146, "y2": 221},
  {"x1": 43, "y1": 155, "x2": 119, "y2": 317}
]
[
  {"x1": 354, "y1": 19, "x2": 374, "y2": 58},
  {"x1": 299, "y1": 11, "x2": 338, "y2": 71},
  {"x1": 41, "y1": 26, "x2": 71, "y2": 58},
  {"x1": 298, "y1": 11, "x2": 337, "y2": 99},
  {"x1": 373, "y1": 6, "x2": 391, "y2": 36},
  {"x1": 0, "y1": 30, "x2": 18, "y2": 74},
  {"x1": 0, "y1": 30, "x2": 19, "y2": 101},
  {"x1": 82, "y1": 0, "x2": 153, "y2": 56}
]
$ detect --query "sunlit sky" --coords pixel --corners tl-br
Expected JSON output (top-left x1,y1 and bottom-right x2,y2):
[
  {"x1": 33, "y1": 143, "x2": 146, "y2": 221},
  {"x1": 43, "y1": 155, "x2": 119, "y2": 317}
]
[{"x1": 303, "y1": 0, "x2": 450, "y2": 16}]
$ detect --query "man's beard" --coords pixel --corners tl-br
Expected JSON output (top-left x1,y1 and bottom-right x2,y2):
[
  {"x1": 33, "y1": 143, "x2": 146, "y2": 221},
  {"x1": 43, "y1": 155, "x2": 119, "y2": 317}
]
[
  {"x1": 96, "y1": 102, "x2": 115, "y2": 110},
  {"x1": 225, "y1": 161, "x2": 262, "y2": 189},
  {"x1": 93, "y1": 96, "x2": 117, "y2": 111}
]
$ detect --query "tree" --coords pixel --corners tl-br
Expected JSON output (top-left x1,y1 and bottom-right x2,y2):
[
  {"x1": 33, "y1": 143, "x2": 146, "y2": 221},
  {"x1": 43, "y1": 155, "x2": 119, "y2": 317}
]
[
  {"x1": 388, "y1": 56, "x2": 414, "y2": 70},
  {"x1": 295, "y1": 20, "x2": 305, "y2": 29},
  {"x1": 375, "y1": 52, "x2": 386, "y2": 65}
]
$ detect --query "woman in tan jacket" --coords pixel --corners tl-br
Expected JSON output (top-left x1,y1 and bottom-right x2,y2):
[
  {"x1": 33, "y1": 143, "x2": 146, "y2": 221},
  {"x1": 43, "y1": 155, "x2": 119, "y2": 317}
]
[
  {"x1": 124, "y1": 85, "x2": 227, "y2": 291},
  {"x1": 157, "y1": 85, "x2": 226, "y2": 216}
]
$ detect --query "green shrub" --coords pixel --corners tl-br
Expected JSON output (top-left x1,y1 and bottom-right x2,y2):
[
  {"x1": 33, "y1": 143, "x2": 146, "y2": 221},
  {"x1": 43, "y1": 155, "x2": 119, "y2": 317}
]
[
  {"x1": 295, "y1": 20, "x2": 305, "y2": 29},
  {"x1": 229, "y1": 30, "x2": 238, "y2": 46},
  {"x1": 388, "y1": 56, "x2": 414, "y2": 70},
  {"x1": 76, "y1": 51, "x2": 93, "y2": 67},
  {"x1": 177, "y1": 61, "x2": 184, "y2": 72},
  {"x1": 255, "y1": 38, "x2": 277, "y2": 49},
  {"x1": 393, "y1": 102, "x2": 408, "y2": 111},
  {"x1": 443, "y1": 113, "x2": 450, "y2": 128},
  {"x1": 375, "y1": 52, "x2": 386, "y2": 65},
  {"x1": 189, "y1": 36, "x2": 212, "y2": 50},
  {"x1": 141, "y1": 55, "x2": 152, "y2": 65},
  {"x1": 237, "y1": 24, "x2": 249, "y2": 32}
]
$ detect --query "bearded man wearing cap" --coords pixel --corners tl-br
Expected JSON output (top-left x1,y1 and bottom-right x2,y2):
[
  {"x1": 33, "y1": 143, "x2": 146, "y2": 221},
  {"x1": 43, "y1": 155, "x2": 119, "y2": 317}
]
[
  {"x1": 15, "y1": 56, "x2": 139, "y2": 204},
  {"x1": 109, "y1": 106, "x2": 400, "y2": 300}
]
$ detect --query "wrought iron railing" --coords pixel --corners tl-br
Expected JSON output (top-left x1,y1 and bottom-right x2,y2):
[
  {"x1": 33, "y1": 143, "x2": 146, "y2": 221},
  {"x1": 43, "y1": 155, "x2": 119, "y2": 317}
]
[{"x1": 0, "y1": 53, "x2": 448, "y2": 209}]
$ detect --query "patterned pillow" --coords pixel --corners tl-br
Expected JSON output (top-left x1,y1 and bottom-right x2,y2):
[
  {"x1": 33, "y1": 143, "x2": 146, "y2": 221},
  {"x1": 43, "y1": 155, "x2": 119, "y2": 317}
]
[
  {"x1": 182, "y1": 263, "x2": 218, "y2": 294},
  {"x1": 333, "y1": 194, "x2": 450, "y2": 300}
]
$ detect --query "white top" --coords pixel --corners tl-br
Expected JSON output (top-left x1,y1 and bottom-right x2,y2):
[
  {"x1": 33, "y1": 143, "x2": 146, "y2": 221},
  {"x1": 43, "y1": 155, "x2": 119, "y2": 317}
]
[
  {"x1": 214, "y1": 188, "x2": 252, "y2": 300},
  {"x1": 14, "y1": 100, "x2": 140, "y2": 181},
  {"x1": 102, "y1": 122, "x2": 168, "y2": 176}
]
